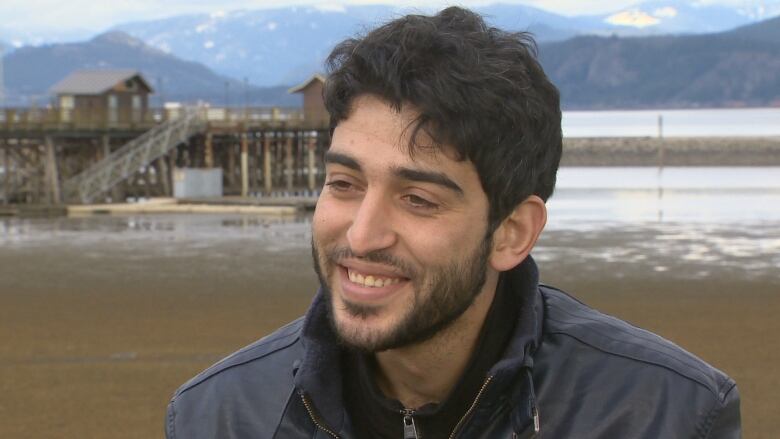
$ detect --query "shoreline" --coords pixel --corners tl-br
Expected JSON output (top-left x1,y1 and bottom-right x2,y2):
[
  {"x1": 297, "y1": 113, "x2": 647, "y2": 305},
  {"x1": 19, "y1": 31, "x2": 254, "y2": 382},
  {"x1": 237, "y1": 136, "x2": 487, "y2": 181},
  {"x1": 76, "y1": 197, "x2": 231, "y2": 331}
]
[
  {"x1": 67, "y1": 197, "x2": 300, "y2": 216},
  {"x1": 562, "y1": 136, "x2": 780, "y2": 166},
  {"x1": 2, "y1": 136, "x2": 778, "y2": 217}
]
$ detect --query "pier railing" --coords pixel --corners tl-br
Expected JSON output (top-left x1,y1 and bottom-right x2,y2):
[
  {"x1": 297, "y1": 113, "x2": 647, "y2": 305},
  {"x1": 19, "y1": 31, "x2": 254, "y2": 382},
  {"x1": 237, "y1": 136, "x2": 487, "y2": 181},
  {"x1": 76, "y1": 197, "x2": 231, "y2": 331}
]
[{"x1": 0, "y1": 106, "x2": 307, "y2": 132}]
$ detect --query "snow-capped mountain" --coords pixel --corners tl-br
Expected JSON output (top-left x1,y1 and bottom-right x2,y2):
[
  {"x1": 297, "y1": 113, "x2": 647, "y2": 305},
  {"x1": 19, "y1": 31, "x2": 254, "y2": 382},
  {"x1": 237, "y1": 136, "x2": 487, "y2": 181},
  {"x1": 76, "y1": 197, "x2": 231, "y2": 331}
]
[
  {"x1": 2, "y1": 0, "x2": 778, "y2": 97},
  {"x1": 597, "y1": 0, "x2": 754, "y2": 34},
  {"x1": 2, "y1": 7, "x2": 778, "y2": 109},
  {"x1": 114, "y1": 4, "x2": 570, "y2": 87},
  {"x1": 108, "y1": 2, "x2": 775, "y2": 87},
  {"x1": 112, "y1": 5, "x2": 387, "y2": 88}
]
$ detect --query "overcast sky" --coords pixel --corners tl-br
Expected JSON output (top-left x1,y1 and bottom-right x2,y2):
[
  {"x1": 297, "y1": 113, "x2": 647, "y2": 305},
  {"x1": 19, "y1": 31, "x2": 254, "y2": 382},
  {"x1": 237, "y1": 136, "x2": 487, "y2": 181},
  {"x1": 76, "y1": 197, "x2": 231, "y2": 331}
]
[{"x1": 0, "y1": 0, "x2": 766, "y2": 42}]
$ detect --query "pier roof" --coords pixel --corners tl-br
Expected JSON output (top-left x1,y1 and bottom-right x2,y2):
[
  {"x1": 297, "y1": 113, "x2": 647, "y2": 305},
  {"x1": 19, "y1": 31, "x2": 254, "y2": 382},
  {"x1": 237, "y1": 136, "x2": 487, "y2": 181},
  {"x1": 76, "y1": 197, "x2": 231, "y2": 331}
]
[
  {"x1": 288, "y1": 74, "x2": 326, "y2": 94},
  {"x1": 50, "y1": 70, "x2": 153, "y2": 95}
]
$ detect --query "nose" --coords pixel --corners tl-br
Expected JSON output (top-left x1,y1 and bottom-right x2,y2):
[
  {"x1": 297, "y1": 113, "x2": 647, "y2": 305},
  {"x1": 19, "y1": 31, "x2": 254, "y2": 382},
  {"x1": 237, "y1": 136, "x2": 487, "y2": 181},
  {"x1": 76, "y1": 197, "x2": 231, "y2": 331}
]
[{"x1": 346, "y1": 191, "x2": 397, "y2": 256}]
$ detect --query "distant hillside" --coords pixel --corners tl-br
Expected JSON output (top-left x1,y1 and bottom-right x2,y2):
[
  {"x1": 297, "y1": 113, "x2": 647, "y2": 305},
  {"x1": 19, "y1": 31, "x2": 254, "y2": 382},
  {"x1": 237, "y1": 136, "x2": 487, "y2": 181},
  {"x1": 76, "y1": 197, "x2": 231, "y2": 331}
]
[
  {"x1": 1, "y1": 32, "x2": 299, "y2": 107},
  {"x1": 539, "y1": 17, "x2": 780, "y2": 109},
  {"x1": 110, "y1": 2, "x2": 760, "y2": 88},
  {"x1": 3, "y1": 14, "x2": 780, "y2": 110},
  {"x1": 728, "y1": 14, "x2": 780, "y2": 43}
]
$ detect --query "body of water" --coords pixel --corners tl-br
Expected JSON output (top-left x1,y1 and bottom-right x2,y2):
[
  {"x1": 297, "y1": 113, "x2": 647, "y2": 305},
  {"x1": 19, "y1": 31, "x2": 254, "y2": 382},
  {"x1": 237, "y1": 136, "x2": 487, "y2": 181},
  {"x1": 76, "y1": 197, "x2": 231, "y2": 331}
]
[
  {"x1": 549, "y1": 166, "x2": 780, "y2": 225},
  {"x1": 1, "y1": 167, "x2": 778, "y2": 287},
  {"x1": 563, "y1": 107, "x2": 780, "y2": 137}
]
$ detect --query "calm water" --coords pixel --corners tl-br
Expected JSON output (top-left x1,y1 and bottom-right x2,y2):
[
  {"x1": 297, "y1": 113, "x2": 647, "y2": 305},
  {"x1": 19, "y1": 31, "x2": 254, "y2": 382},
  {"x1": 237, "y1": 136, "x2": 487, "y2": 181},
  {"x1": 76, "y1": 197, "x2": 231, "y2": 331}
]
[
  {"x1": 562, "y1": 107, "x2": 780, "y2": 137},
  {"x1": 550, "y1": 167, "x2": 780, "y2": 225},
  {"x1": 1, "y1": 167, "x2": 778, "y2": 291}
]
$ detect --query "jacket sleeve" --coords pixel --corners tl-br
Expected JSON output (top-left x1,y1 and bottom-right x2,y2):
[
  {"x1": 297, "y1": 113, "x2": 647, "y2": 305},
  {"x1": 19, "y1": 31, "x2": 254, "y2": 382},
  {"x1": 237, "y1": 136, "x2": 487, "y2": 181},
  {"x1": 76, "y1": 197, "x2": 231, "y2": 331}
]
[
  {"x1": 704, "y1": 382, "x2": 741, "y2": 439},
  {"x1": 165, "y1": 398, "x2": 176, "y2": 439}
]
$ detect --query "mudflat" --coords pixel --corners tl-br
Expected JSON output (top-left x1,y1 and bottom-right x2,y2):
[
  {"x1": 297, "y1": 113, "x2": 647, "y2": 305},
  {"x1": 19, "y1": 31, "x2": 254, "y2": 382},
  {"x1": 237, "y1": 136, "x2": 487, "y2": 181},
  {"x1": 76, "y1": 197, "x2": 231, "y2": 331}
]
[{"x1": 1, "y1": 214, "x2": 777, "y2": 438}]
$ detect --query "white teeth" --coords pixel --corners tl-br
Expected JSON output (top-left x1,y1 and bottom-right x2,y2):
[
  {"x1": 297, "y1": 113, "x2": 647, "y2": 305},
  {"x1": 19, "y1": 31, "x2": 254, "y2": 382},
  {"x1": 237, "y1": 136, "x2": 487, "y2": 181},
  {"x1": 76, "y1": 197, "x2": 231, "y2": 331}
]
[{"x1": 347, "y1": 269, "x2": 401, "y2": 288}]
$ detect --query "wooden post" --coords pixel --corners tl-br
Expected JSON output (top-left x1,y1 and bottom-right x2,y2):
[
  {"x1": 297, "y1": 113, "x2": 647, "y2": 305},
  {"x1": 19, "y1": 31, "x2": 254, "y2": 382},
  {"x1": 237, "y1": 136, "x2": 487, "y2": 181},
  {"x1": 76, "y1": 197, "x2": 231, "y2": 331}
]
[
  {"x1": 251, "y1": 138, "x2": 261, "y2": 192},
  {"x1": 103, "y1": 134, "x2": 124, "y2": 203},
  {"x1": 263, "y1": 133, "x2": 272, "y2": 193},
  {"x1": 1, "y1": 143, "x2": 8, "y2": 204},
  {"x1": 168, "y1": 145, "x2": 178, "y2": 170},
  {"x1": 284, "y1": 134, "x2": 293, "y2": 191},
  {"x1": 227, "y1": 138, "x2": 236, "y2": 190},
  {"x1": 157, "y1": 157, "x2": 171, "y2": 196},
  {"x1": 44, "y1": 136, "x2": 61, "y2": 204},
  {"x1": 240, "y1": 133, "x2": 249, "y2": 197},
  {"x1": 102, "y1": 134, "x2": 111, "y2": 159},
  {"x1": 307, "y1": 133, "x2": 317, "y2": 191},
  {"x1": 143, "y1": 166, "x2": 151, "y2": 200},
  {"x1": 205, "y1": 132, "x2": 214, "y2": 168}
]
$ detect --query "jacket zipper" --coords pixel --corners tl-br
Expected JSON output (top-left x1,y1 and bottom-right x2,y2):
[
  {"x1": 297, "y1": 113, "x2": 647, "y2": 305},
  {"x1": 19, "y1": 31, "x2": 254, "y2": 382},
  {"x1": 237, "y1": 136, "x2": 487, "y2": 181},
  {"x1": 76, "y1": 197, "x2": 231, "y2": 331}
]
[
  {"x1": 300, "y1": 393, "x2": 340, "y2": 438},
  {"x1": 511, "y1": 401, "x2": 541, "y2": 438},
  {"x1": 447, "y1": 375, "x2": 494, "y2": 439},
  {"x1": 300, "y1": 374, "x2": 536, "y2": 439},
  {"x1": 532, "y1": 405, "x2": 540, "y2": 434},
  {"x1": 400, "y1": 408, "x2": 420, "y2": 439}
]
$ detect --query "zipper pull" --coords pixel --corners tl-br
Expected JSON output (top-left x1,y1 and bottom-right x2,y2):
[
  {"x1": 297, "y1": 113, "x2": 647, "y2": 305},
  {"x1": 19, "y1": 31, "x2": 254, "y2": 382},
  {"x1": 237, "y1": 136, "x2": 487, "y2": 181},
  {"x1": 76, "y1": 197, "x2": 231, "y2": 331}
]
[{"x1": 401, "y1": 409, "x2": 419, "y2": 439}]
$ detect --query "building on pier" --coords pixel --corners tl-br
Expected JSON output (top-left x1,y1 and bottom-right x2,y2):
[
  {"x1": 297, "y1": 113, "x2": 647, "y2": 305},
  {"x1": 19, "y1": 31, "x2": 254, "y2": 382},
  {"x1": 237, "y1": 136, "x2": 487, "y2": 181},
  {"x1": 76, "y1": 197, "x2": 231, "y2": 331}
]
[
  {"x1": 288, "y1": 74, "x2": 328, "y2": 128},
  {"x1": 0, "y1": 71, "x2": 337, "y2": 207},
  {"x1": 50, "y1": 70, "x2": 154, "y2": 128},
  {"x1": 0, "y1": 105, "x2": 330, "y2": 206}
]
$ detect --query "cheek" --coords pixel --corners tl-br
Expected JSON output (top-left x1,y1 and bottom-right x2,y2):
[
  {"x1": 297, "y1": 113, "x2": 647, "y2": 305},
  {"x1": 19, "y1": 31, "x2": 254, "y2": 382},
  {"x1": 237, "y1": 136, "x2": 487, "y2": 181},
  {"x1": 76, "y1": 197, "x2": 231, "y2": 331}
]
[
  {"x1": 402, "y1": 220, "x2": 476, "y2": 262},
  {"x1": 312, "y1": 198, "x2": 350, "y2": 242}
]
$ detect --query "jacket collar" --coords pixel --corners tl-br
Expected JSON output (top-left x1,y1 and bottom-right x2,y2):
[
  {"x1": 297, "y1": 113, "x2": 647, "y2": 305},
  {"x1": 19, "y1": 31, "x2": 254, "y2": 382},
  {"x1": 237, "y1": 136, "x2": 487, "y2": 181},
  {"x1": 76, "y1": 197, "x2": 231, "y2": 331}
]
[
  {"x1": 293, "y1": 290, "x2": 346, "y2": 432},
  {"x1": 293, "y1": 256, "x2": 545, "y2": 435}
]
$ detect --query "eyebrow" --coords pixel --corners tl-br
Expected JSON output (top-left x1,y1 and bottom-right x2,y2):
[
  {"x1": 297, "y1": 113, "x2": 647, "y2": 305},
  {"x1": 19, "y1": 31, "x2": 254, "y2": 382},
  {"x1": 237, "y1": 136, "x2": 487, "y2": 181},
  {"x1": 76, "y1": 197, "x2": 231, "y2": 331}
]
[
  {"x1": 392, "y1": 167, "x2": 464, "y2": 196},
  {"x1": 324, "y1": 151, "x2": 464, "y2": 196},
  {"x1": 324, "y1": 151, "x2": 361, "y2": 171}
]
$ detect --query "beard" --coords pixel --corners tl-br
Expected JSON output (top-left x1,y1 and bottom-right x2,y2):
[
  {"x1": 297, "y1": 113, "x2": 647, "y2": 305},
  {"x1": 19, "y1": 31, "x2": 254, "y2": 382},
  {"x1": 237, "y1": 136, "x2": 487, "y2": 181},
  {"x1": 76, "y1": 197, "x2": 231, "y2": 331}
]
[{"x1": 311, "y1": 234, "x2": 492, "y2": 353}]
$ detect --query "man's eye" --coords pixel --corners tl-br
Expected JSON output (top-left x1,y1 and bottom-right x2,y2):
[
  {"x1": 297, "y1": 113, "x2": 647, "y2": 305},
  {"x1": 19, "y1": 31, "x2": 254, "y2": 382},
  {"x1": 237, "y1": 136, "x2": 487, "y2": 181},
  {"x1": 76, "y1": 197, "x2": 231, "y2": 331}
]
[
  {"x1": 404, "y1": 194, "x2": 438, "y2": 209},
  {"x1": 324, "y1": 180, "x2": 353, "y2": 191}
]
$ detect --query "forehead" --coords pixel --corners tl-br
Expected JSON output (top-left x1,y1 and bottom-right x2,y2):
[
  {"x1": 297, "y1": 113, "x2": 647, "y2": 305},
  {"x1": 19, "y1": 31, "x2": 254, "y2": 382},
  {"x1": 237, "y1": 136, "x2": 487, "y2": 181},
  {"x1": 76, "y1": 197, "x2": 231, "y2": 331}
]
[{"x1": 330, "y1": 95, "x2": 463, "y2": 171}]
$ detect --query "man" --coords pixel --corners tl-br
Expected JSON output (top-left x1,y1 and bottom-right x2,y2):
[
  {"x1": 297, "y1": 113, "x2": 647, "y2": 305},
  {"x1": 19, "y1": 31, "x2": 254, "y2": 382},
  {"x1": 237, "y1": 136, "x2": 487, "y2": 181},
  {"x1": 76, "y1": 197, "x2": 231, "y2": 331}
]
[{"x1": 166, "y1": 7, "x2": 740, "y2": 438}]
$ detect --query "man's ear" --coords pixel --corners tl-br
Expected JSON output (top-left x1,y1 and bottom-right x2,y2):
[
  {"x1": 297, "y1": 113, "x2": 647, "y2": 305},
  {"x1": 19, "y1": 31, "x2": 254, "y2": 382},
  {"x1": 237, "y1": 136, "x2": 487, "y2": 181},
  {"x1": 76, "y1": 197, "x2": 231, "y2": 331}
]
[{"x1": 489, "y1": 195, "x2": 547, "y2": 272}]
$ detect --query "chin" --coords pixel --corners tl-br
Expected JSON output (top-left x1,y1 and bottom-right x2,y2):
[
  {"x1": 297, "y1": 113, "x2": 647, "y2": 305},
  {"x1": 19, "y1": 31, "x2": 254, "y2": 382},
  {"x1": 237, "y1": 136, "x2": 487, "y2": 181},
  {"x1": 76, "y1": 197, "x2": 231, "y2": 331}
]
[{"x1": 330, "y1": 298, "x2": 398, "y2": 352}]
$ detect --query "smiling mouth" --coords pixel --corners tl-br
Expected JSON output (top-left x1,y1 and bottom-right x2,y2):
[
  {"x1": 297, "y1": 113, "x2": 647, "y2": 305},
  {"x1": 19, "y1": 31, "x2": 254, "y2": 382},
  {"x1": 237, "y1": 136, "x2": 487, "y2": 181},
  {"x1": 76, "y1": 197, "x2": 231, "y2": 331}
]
[{"x1": 339, "y1": 265, "x2": 409, "y2": 288}]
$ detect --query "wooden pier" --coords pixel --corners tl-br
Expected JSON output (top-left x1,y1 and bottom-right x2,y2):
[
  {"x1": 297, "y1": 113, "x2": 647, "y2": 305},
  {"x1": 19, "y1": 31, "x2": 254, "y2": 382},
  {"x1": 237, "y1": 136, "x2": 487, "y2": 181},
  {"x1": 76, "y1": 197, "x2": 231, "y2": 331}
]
[
  {"x1": 0, "y1": 105, "x2": 331, "y2": 206},
  {"x1": 5, "y1": 101, "x2": 777, "y2": 210}
]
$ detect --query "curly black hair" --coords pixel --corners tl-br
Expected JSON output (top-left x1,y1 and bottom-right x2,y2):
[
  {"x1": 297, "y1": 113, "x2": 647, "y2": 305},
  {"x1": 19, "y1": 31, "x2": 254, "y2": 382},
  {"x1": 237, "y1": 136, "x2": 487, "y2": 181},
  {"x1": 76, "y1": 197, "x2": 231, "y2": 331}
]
[{"x1": 324, "y1": 6, "x2": 562, "y2": 232}]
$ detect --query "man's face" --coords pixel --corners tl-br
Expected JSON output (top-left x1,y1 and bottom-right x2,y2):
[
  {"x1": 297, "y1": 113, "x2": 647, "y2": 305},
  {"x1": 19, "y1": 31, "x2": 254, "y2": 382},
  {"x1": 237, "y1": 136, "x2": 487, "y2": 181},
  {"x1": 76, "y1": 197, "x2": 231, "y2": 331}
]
[{"x1": 311, "y1": 95, "x2": 495, "y2": 352}]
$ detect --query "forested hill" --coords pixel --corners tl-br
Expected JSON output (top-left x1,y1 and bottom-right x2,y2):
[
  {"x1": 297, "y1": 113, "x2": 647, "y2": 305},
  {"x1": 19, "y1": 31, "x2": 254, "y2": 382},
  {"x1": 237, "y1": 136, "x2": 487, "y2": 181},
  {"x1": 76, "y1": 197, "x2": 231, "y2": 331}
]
[
  {"x1": 539, "y1": 16, "x2": 780, "y2": 109},
  {"x1": 1, "y1": 32, "x2": 298, "y2": 106}
]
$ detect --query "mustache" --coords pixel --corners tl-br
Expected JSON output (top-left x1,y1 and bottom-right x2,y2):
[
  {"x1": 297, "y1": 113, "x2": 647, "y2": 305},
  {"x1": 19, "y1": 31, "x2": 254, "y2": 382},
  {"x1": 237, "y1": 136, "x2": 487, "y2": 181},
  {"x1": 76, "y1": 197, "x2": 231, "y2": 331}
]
[{"x1": 326, "y1": 246, "x2": 417, "y2": 278}]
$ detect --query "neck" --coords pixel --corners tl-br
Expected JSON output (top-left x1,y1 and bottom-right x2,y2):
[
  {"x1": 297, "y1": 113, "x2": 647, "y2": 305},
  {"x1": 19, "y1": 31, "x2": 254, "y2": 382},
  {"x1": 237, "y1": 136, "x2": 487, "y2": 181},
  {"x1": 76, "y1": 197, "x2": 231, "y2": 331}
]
[{"x1": 372, "y1": 270, "x2": 499, "y2": 409}]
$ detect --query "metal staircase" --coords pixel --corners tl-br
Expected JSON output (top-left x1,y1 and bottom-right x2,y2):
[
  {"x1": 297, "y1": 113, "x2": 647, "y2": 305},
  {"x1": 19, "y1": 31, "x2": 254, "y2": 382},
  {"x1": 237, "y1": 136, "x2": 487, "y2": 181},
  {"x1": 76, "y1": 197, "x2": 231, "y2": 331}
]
[{"x1": 63, "y1": 108, "x2": 205, "y2": 203}]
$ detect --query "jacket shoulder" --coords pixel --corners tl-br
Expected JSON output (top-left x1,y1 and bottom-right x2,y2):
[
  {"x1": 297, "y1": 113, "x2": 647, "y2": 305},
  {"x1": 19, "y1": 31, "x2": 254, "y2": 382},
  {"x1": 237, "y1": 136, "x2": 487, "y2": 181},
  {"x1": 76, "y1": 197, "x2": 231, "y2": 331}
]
[
  {"x1": 536, "y1": 286, "x2": 740, "y2": 437},
  {"x1": 166, "y1": 317, "x2": 305, "y2": 439},
  {"x1": 175, "y1": 316, "x2": 304, "y2": 396},
  {"x1": 539, "y1": 285, "x2": 734, "y2": 397}
]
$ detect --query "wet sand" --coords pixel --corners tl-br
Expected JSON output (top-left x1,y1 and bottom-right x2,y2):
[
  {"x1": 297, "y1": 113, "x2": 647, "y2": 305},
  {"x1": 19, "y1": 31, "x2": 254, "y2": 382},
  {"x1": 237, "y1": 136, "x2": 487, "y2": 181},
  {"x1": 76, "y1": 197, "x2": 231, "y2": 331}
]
[{"x1": 1, "y1": 217, "x2": 778, "y2": 438}]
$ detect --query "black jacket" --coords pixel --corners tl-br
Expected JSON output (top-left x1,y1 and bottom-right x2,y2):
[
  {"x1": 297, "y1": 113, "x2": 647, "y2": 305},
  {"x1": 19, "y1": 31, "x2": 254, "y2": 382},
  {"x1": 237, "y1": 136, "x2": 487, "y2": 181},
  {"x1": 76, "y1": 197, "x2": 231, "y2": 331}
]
[{"x1": 166, "y1": 259, "x2": 741, "y2": 438}]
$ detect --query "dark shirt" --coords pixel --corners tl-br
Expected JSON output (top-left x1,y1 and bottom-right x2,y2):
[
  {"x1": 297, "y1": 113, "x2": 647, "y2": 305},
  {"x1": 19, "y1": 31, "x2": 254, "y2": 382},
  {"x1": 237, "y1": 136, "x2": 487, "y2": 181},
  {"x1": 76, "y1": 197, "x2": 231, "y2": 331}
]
[{"x1": 343, "y1": 274, "x2": 519, "y2": 438}]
